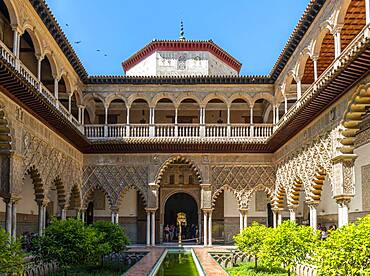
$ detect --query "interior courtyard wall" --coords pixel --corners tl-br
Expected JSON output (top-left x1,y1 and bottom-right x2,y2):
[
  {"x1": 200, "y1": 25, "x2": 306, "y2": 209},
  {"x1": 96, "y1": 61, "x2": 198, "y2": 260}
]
[
  {"x1": 0, "y1": 92, "x2": 83, "y2": 234},
  {"x1": 274, "y1": 75, "x2": 370, "y2": 223}
]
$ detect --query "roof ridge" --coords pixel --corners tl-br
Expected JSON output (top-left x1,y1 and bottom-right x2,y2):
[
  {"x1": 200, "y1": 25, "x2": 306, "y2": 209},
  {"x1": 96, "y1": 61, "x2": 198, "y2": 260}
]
[{"x1": 269, "y1": 0, "x2": 325, "y2": 80}]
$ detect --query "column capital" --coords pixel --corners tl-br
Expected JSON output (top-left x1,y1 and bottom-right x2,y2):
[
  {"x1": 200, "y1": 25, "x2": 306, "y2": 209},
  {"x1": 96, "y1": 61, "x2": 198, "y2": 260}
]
[
  {"x1": 202, "y1": 208, "x2": 213, "y2": 213},
  {"x1": 332, "y1": 153, "x2": 357, "y2": 164},
  {"x1": 332, "y1": 24, "x2": 344, "y2": 35},
  {"x1": 36, "y1": 198, "x2": 49, "y2": 207},
  {"x1": 239, "y1": 207, "x2": 248, "y2": 213},
  {"x1": 287, "y1": 205, "x2": 298, "y2": 211},
  {"x1": 148, "y1": 182, "x2": 160, "y2": 191},
  {"x1": 200, "y1": 183, "x2": 211, "y2": 190},
  {"x1": 145, "y1": 207, "x2": 157, "y2": 212},
  {"x1": 306, "y1": 201, "x2": 319, "y2": 208},
  {"x1": 11, "y1": 24, "x2": 22, "y2": 33},
  {"x1": 334, "y1": 195, "x2": 352, "y2": 205},
  {"x1": 311, "y1": 54, "x2": 319, "y2": 61}
]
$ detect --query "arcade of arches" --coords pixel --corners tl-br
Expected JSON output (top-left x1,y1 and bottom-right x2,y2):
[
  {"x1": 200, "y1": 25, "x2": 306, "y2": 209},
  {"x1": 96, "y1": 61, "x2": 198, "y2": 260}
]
[{"x1": 0, "y1": 0, "x2": 370, "y2": 247}]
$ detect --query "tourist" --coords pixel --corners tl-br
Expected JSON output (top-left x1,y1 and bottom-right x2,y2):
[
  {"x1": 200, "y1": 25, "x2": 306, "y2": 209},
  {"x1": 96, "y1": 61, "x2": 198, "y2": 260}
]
[
  {"x1": 321, "y1": 226, "x2": 328, "y2": 240},
  {"x1": 169, "y1": 225, "x2": 175, "y2": 241},
  {"x1": 164, "y1": 225, "x2": 170, "y2": 242}
]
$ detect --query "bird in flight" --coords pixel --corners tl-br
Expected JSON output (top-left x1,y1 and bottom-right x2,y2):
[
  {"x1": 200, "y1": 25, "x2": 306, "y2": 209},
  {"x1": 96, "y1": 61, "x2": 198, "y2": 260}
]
[
  {"x1": 66, "y1": 23, "x2": 69, "y2": 27},
  {"x1": 96, "y1": 49, "x2": 101, "y2": 52},
  {"x1": 75, "y1": 41, "x2": 82, "y2": 44}
]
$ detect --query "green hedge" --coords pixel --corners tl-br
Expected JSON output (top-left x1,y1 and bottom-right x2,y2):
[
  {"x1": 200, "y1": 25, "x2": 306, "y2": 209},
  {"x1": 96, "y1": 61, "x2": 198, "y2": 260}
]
[{"x1": 234, "y1": 215, "x2": 370, "y2": 275}]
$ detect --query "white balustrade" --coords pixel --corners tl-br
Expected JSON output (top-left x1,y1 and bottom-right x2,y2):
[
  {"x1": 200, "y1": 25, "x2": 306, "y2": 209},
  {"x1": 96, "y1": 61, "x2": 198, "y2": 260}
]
[
  {"x1": 0, "y1": 40, "x2": 15, "y2": 67},
  {"x1": 0, "y1": 39, "x2": 82, "y2": 130},
  {"x1": 84, "y1": 125, "x2": 105, "y2": 138},
  {"x1": 178, "y1": 124, "x2": 200, "y2": 137},
  {"x1": 253, "y1": 124, "x2": 273, "y2": 138},
  {"x1": 155, "y1": 124, "x2": 176, "y2": 137},
  {"x1": 108, "y1": 124, "x2": 126, "y2": 138},
  {"x1": 230, "y1": 124, "x2": 251, "y2": 137},
  {"x1": 130, "y1": 124, "x2": 149, "y2": 137},
  {"x1": 205, "y1": 124, "x2": 228, "y2": 137}
]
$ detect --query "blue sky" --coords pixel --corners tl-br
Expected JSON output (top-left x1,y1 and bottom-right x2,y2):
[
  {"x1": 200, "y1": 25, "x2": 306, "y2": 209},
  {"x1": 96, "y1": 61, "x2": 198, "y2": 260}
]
[{"x1": 46, "y1": 0, "x2": 310, "y2": 76}]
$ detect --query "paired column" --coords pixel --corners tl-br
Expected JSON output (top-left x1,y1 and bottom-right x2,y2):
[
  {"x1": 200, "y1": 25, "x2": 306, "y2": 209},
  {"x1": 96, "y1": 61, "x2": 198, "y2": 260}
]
[
  {"x1": 283, "y1": 96, "x2": 288, "y2": 114},
  {"x1": 4, "y1": 198, "x2": 18, "y2": 238},
  {"x1": 111, "y1": 209, "x2": 119, "y2": 224},
  {"x1": 149, "y1": 107, "x2": 155, "y2": 137},
  {"x1": 272, "y1": 208, "x2": 282, "y2": 228},
  {"x1": 61, "y1": 208, "x2": 67, "y2": 220},
  {"x1": 239, "y1": 208, "x2": 248, "y2": 232},
  {"x1": 12, "y1": 27, "x2": 20, "y2": 58},
  {"x1": 288, "y1": 206, "x2": 296, "y2": 222},
  {"x1": 37, "y1": 200, "x2": 47, "y2": 236},
  {"x1": 312, "y1": 55, "x2": 319, "y2": 81},
  {"x1": 308, "y1": 203, "x2": 318, "y2": 230},
  {"x1": 333, "y1": 26, "x2": 342, "y2": 58},
  {"x1": 199, "y1": 107, "x2": 206, "y2": 137},
  {"x1": 295, "y1": 77, "x2": 302, "y2": 100},
  {"x1": 366, "y1": 0, "x2": 370, "y2": 25},
  {"x1": 336, "y1": 198, "x2": 350, "y2": 227},
  {"x1": 53, "y1": 76, "x2": 59, "y2": 101},
  {"x1": 202, "y1": 209, "x2": 213, "y2": 246},
  {"x1": 145, "y1": 208, "x2": 156, "y2": 246}
]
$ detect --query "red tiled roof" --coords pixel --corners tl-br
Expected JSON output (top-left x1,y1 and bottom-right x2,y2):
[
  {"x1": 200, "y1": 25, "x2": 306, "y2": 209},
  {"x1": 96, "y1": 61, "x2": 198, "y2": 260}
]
[{"x1": 122, "y1": 40, "x2": 242, "y2": 73}]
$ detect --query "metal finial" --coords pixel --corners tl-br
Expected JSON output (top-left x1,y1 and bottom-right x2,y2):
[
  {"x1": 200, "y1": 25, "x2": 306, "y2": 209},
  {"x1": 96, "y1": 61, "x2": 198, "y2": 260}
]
[{"x1": 179, "y1": 20, "x2": 185, "y2": 41}]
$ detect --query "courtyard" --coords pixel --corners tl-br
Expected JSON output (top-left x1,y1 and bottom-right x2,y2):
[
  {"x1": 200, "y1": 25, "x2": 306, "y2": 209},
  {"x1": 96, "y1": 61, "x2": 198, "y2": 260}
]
[{"x1": 1, "y1": 0, "x2": 370, "y2": 275}]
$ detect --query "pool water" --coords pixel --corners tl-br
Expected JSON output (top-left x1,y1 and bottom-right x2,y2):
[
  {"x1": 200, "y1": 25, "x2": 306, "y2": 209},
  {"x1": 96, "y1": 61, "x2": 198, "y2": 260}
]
[{"x1": 156, "y1": 252, "x2": 199, "y2": 276}]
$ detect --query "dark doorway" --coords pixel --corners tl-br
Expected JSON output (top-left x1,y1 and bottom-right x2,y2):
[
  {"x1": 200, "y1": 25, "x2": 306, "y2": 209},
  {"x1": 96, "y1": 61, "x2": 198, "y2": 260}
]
[
  {"x1": 164, "y1": 193, "x2": 198, "y2": 241},
  {"x1": 86, "y1": 202, "x2": 94, "y2": 225},
  {"x1": 267, "y1": 203, "x2": 273, "y2": 227}
]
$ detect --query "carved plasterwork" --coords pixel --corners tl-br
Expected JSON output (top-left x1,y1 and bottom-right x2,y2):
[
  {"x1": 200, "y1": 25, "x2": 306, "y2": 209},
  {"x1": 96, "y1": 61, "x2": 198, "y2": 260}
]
[
  {"x1": 211, "y1": 164, "x2": 275, "y2": 207},
  {"x1": 275, "y1": 131, "x2": 334, "y2": 203},
  {"x1": 20, "y1": 131, "x2": 82, "y2": 202},
  {"x1": 82, "y1": 165, "x2": 149, "y2": 208}
]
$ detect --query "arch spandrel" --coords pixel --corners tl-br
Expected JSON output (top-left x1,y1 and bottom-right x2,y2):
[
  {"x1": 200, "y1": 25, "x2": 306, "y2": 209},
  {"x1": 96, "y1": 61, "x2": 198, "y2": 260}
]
[{"x1": 154, "y1": 155, "x2": 203, "y2": 186}]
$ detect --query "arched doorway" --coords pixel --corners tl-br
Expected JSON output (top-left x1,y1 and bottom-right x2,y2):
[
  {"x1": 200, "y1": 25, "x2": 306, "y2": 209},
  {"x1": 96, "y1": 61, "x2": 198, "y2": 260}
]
[{"x1": 164, "y1": 192, "x2": 198, "y2": 242}]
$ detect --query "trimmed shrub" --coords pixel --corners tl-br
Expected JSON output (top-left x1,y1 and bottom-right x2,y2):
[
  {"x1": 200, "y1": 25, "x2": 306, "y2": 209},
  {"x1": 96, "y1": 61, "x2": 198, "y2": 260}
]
[
  {"x1": 31, "y1": 218, "x2": 110, "y2": 272},
  {"x1": 92, "y1": 221, "x2": 130, "y2": 253},
  {"x1": 234, "y1": 222, "x2": 272, "y2": 269},
  {"x1": 314, "y1": 215, "x2": 370, "y2": 275},
  {"x1": 259, "y1": 221, "x2": 318, "y2": 276},
  {"x1": 0, "y1": 228, "x2": 25, "y2": 274}
]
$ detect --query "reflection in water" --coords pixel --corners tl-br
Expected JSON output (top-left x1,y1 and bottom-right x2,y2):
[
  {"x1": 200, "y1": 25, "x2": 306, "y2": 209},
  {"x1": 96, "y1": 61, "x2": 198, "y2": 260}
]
[{"x1": 156, "y1": 252, "x2": 199, "y2": 276}]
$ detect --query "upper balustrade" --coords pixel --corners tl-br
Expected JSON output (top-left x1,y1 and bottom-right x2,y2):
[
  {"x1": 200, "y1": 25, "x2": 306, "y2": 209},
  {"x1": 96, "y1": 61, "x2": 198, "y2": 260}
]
[{"x1": 84, "y1": 123, "x2": 273, "y2": 140}]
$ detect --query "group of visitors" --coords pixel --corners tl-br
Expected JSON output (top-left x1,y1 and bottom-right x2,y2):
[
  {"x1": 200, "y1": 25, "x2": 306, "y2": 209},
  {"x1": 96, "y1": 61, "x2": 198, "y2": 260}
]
[
  {"x1": 317, "y1": 223, "x2": 337, "y2": 240},
  {"x1": 163, "y1": 224, "x2": 198, "y2": 242}
]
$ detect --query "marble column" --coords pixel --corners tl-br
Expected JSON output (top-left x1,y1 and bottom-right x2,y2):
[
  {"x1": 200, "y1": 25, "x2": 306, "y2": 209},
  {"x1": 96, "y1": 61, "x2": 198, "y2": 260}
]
[
  {"x1": 54, "y1": 77, "x2": 59, "y2": 100},
  {"x1": 277, "y1": 211, "x2": 282, "y2": 226},
  {"x1": 296, "y1": 78, "x2": 302, "y2": 99},
  {"x1": 11, "y1": 201, "x2": 17, "y2": 238},
  {"x1": 243, "y1": 210, "x2": 248, "y2": 229},
  {"x1": 337, "y1": 199, "x2": 350, "y2": 227},
  {"x1": 333, "y1": 27, "x2": 342, "y2": 58},
  {"x1": 38, "y1": 202, "x2": 45, "y2": 236},
  {"x1": 289, "y1": 207, "x2": 296, "y2": 222},
  {"x1": 4, "y1": 198, "x2": 12, "y2": 234},
  {"x1": 12, "y1": 28, "x2": 20, "y2": 57},
  {"x1": 272, "y1": 210, "x2": 277, "y2": 228},
  {"x1": 308, "y1": 204, "x2": 318, "y2": 230},
  {"x1": 312, "y1": 55, "x2": 319, "y2": 81},
  {"x1": 203, "y1": 211, "x2": 208, "y2": 246},
  {"x1": 146, "y1": 210, "x2": 151, "y2": 246},
  {"x1": 151, "y1": 211, "x2": 155, "y2": 246},
  {"x1": 239, "y1": 211, "x2": 243, "y2": 233},
  {"x1": 208, "y1": 210, "x2": 212, "y2": 246},
  {"x1": 61, "y1": 208, "x2": 67, "y2": 220},
  {"x1": 366, "y1": 0, "x2": 370, "y2": 25}
]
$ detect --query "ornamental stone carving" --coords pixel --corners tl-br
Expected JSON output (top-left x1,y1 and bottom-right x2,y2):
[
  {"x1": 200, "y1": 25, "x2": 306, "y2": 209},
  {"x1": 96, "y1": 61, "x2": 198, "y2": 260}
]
[
  {"x1": 20, "y1": 131, "x2": 82, "y2": 202},
  {"x1": 82, "y1": 165, "x2": 149, "y2": 208},
  {"x1": 211, "y1": 165, "x2": 275, "y2": 192}
]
